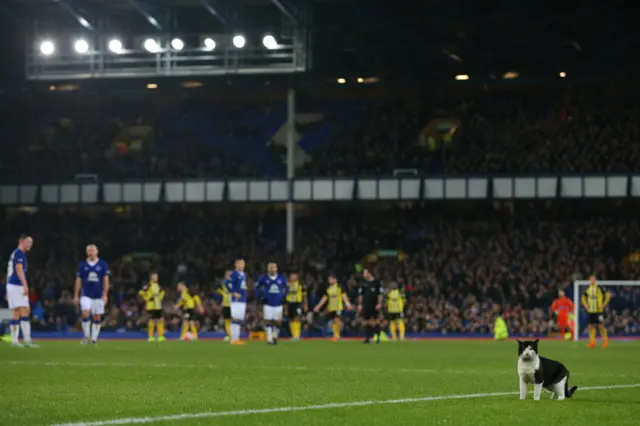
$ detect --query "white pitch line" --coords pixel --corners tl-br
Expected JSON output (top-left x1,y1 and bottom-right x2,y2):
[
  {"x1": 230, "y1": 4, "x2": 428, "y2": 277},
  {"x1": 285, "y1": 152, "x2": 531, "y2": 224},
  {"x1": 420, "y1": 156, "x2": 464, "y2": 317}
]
[{"x1": 48, "y1": 384, "x2": 640, "y2": 426}]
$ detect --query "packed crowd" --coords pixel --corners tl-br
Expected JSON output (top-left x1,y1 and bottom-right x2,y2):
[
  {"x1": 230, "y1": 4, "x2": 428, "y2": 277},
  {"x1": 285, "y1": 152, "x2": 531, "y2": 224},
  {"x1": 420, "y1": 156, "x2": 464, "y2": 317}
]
[
  {"x1": 1, "y1": 85, "x2": 640, "y2": 184},
  {"x1": 1, "y1": 202, "x2": 639, "y2": 337},
  {"x1": 303, "y1": 87, "x2": 640, "y2": 176},
  {"x1": 0, "y1": 96, "x2": 255, "y2": 184}
]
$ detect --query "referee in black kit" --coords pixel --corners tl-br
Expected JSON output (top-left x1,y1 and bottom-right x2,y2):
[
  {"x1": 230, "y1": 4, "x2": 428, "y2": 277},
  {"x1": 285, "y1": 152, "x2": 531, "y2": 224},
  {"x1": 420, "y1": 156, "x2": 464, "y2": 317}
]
[{"x1": 357, "y1": 269, "x2": 383, "y2": 343}]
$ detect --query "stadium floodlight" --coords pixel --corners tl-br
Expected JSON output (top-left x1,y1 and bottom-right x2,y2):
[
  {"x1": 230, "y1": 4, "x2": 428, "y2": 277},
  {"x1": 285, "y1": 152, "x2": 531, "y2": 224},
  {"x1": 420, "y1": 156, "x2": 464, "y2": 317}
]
[
  {"x1": 78, "y1": 17, "x2": 91, "y2": 29},
  {"x1": 262, "y1": 35, "x2": 278, "y2": 50},
  {"x1": 559, "y1": 71, "x2": 567, "y2": 78},
  {"x1": 40, "y1": 40, "x2": 55, "y2": 56},
  {"x1": 356, "y1": 77, "x2": 364, "y2": 83},
  {"x1": 455, "y1": 74, "x2": 470, "y2": 81},
  {"x1": 232, "y1": 35, "x2": 246, "y2": 48},
  {"x1": 108, "y1": 39, "x2": 123, "y2": 54},
  {"x1": 337, "y1": 78, "x2": 346, "y2": 84},
  {"x1": 74, "y1": 39, "x2": 89, "y2": 54},
  {"x1": 144, "y1": 38, "x2": 159, "y2": 53},
  {"x1": 171, "y1": 38, "x2": 184, "y2": 51},
  {"x1": 204, "y1": 38, "x2": 216, "y2": 51}
]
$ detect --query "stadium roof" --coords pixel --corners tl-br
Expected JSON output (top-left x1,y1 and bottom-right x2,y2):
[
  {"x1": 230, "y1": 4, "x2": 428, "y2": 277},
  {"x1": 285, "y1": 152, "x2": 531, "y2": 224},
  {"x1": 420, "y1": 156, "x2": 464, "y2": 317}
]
[{"x1": 0, "y1": 0, "x2": 637, "y2": 87}]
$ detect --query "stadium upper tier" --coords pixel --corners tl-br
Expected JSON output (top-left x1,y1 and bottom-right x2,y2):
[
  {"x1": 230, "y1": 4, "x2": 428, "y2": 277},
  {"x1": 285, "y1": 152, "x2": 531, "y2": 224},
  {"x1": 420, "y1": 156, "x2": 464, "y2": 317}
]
[
  {"x1": 1, "y1": 85, "x2": 639, "y2": 183},
  {"x1": 1, "y1": 202, "x2": 639, "y2": 335}
]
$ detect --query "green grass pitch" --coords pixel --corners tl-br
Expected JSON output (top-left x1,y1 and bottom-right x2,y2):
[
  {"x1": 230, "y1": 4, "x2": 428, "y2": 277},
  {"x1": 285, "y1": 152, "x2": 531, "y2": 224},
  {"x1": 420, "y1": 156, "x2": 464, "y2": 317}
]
[{"x1": 1, "y1": 339, "x2": 639, "y2": 426}]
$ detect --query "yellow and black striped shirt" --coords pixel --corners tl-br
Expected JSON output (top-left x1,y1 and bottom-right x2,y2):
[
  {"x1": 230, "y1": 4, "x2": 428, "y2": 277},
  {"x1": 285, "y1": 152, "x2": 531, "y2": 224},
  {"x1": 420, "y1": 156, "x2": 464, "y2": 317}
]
[
  {"x1": 177, "y1": 289, "x2": 201, "y2": 310},
  {"x1": 386, "y1": 288, "x2": 405, "y2": 313},
  {"x1": 326, "y1": 284, "x2": 344, "y2": 312},
  {"x1": 287, "y1": 280, "x2": 306, "y2": 303},
  {"x1": 581, "y1": 284, "x2": 610, "y2": 314},
  {"x1": 139, "y1": 282, "x2": 164, "y2": 311},
  {"x1": 217, "y1": 283, "x2": 231, "y2": 308}
]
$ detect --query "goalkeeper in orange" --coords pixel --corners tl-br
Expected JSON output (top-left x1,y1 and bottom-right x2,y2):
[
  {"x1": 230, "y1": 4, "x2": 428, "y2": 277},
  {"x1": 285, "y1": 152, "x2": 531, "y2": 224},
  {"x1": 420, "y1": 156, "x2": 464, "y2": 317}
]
[{"x1": 550, "y1": 290, "x2": 574, "y2": 340}]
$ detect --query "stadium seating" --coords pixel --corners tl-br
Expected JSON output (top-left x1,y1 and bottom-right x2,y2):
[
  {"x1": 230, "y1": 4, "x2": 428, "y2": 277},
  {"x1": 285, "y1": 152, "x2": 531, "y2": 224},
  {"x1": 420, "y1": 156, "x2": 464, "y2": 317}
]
[
  {"x1": 1, "y1": 84, "x2": 639, "y2": 338},
  {"x1": 2, "y1": 85, "x2": 640, "y2": 183},
  {"x1": 1, "y1": 203, "x2": 638, "y2": 337}
]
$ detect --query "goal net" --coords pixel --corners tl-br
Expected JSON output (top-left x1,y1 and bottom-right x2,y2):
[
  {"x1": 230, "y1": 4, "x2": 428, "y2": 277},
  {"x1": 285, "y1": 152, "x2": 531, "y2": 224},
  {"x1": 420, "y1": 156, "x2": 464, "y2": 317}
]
[{"x1": 572, "y1": 280, "x2": 640, "y2": 341}]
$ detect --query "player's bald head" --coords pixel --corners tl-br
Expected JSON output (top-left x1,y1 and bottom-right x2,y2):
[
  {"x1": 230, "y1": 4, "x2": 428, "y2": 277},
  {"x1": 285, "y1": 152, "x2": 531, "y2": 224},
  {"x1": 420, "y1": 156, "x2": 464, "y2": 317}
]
[{"x1": 86, "y1": 244, "x2": 99, "y2": 258}]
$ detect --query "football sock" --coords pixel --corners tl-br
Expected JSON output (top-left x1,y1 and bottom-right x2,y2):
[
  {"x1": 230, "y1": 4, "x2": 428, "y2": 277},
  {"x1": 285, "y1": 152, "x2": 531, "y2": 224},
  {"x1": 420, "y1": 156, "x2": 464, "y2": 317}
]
[
  {"x1": 365, "y1": 325, "x2": 372, "y2": 340},
  {"x1": 600, "y1": 327, "x2": 608, "y2": 343},
  {"x1": 274, "y1": 325, "x2": 280, "y2": 339},
  {"x1": 231, "y1": 322, "x2": 240, "y2": 341},
  {"x1": 91, "y1": 320, "x2": 101, "y2": 342},
  {"x1": 389, "y1": 321, "x2": 397, "y2": 339},
  {"x1": 190, "y1": 323, "x2": 198, "y2": 339},
  {"x1": 181, "y1": 322, "x2": 189, "y2": 338},
  {"x1": 10, "y1": 319, "x2": 20, "y2": 344},
  {"x1": 588, "y1": 327, "x2": 596, "y2": 344},
  {"x1": 398, "y1": 321, "x2": 406, "y2": 339},
  {"x1": 332, "y1": 321, "x2": 341, "y2": 339},
  {"x1": 294, "y1": 321, "x2": 302, "y2": 338},
  {"x1": 374, "y1": 325, "x2": 381, "y2": 341},
  {"x1": 224, "y1": 319, "x2": 231, "y2": 338},
  {"x1": 148, "y1": 321, "x2": 155, "y2": 338},
  {"x1": 266, "y1": 325, "x2": 273, "y2": 342},
  {"x1": 157, "y1": 321, "x2": 165, "y2": 338},
  {"x1": 82, "y1": 318, "x2": 91, "y2": 339},
  {"x1": 20, "y1": 316, "x2": 32, "y2": 343}
]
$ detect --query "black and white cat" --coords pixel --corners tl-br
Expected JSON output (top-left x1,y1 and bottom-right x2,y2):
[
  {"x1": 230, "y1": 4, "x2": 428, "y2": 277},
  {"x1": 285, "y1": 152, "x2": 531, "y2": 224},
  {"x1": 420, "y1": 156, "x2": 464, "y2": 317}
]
[{"x1": 517, "y1": 339, "x2": 578, "y2": 400}]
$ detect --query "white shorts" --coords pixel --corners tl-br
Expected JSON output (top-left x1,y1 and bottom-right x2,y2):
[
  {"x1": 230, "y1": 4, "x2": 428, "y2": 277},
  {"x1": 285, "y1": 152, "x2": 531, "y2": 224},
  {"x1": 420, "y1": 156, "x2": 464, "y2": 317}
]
[
  {"x1": 263, "y1": 305, "x2": 283, "y2": 321},
  {"x1": 81, "y1": 296, "x2": 105, "y2": 315},
  {"x1": 6, "y1": 285, "x2": 29, "y2": 309},
  {"x1": 231, "y1": 302, "x2": 246, "y2": 321}
]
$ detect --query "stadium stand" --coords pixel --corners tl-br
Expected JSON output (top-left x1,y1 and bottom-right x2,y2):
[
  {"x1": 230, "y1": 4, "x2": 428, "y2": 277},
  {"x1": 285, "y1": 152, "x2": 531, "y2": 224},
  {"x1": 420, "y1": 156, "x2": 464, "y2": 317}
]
[
  {"x1": 2, "y1": 85, "x2": 640, "y2": 183},
  {"x1": 2, "y1": 202, "x2": 639, "y2": 337},
  {"x1": 2, "y1": 85, "x2": 640, "y2": 339}
]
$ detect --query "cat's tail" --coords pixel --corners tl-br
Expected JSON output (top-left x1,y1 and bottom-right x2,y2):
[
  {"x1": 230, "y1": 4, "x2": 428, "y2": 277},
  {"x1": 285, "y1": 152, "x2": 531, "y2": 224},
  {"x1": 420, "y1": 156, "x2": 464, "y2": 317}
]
[{"x1": 565, "y1": 372, "x2": 578, "y2": 398}]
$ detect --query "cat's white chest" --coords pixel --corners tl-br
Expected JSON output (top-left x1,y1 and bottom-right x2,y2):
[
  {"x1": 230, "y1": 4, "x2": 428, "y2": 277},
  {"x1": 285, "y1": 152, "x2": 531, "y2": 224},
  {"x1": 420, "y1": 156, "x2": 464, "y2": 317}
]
[{"x1": 518, "y1": 359, "x2": 538, "y2": 383}]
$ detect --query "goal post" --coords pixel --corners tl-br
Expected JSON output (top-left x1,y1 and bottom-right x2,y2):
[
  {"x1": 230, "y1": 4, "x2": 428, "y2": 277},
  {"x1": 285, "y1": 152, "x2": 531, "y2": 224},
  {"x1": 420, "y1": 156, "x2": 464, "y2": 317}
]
[{"x1": 572, "y1": 280, "x2": 640, "y2": 341}]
